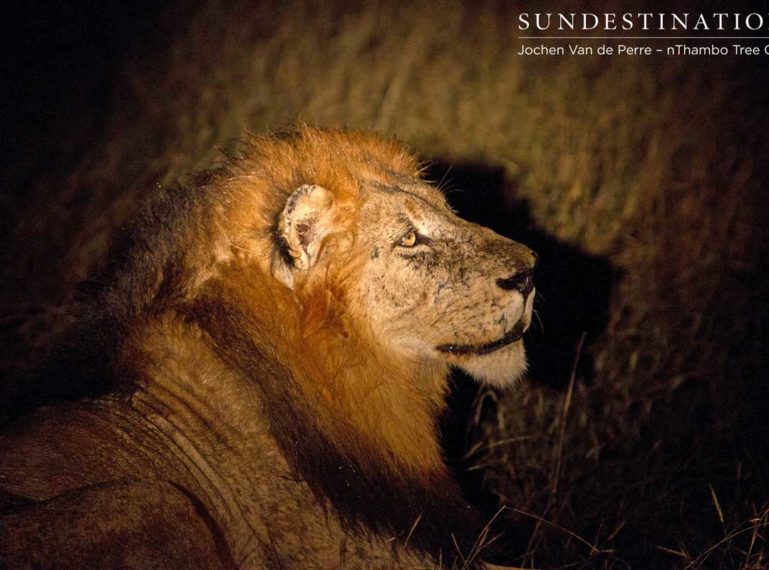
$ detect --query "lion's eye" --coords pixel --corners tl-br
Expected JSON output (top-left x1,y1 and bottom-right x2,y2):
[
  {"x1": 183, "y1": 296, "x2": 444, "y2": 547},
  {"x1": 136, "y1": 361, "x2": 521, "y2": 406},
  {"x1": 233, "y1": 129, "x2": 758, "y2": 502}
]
[{"x1": 399, "y1": 230, "x2": 418, "y2": 247}]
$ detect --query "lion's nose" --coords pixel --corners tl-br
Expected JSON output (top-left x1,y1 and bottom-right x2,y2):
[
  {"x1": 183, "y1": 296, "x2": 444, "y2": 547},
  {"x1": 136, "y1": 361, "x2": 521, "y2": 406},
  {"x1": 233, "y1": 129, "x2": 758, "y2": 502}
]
[{"x1": 496, "y1": 269, "x2": 535, "y2": 297}]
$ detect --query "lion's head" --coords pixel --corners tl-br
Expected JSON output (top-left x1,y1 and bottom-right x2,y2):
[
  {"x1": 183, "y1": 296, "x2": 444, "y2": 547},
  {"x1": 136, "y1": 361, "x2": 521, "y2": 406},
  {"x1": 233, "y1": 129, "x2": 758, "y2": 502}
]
[{"x1": 253, "y1": 129, "x2": 537, "y2": 388}]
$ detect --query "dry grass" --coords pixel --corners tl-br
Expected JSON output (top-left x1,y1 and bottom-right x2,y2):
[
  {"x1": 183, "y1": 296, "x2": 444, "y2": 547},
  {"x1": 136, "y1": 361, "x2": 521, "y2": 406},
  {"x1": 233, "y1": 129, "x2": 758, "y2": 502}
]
[{"x1": 2, "y1": 0, "x2": 768, "y2": 567}]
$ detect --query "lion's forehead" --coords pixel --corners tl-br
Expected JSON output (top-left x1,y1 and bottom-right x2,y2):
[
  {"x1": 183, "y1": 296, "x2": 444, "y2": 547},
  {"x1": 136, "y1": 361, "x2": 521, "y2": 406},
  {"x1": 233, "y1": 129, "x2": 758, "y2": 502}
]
[
  {"x1": 364, "y1": 177, "x2": 446, "y2": 206},
  {"x1": 359, "y1": 183, "x2": 453, "y2": 230}
]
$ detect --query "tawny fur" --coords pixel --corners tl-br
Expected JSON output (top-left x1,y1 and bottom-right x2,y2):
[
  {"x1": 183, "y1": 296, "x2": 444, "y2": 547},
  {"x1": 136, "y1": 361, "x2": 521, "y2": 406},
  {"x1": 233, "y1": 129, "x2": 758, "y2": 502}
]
[{"x1": 0, "y1": 127, "x2": 536, "y2": 568}]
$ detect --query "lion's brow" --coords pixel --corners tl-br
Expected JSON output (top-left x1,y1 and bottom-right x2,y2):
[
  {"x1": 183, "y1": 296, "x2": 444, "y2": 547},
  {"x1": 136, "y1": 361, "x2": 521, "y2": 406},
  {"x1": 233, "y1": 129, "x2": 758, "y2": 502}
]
[{"x1": 369, "y1": 181, "x2": 447, "y2": 210}]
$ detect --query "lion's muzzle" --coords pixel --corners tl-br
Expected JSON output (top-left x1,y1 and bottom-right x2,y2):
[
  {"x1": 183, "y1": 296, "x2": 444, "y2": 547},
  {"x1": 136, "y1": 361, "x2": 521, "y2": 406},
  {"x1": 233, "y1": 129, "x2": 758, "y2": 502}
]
[{"x1": 436, "y1": 263, "x2": 536, "y2": 357}]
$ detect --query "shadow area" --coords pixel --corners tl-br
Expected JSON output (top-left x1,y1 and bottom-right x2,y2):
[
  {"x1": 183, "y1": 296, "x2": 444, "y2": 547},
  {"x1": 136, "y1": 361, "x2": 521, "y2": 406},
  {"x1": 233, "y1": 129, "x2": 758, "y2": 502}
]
[{"x1": 426, "y1": 159, "x2": 615, "y2": 551}]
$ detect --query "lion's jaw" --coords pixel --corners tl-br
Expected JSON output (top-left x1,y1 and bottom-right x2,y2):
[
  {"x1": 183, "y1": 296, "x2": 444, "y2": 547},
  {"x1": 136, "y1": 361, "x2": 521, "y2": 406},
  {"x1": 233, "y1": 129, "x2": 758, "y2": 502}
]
[{"x1": 434, "y1": 280, "x2": 536, "y2": 387}]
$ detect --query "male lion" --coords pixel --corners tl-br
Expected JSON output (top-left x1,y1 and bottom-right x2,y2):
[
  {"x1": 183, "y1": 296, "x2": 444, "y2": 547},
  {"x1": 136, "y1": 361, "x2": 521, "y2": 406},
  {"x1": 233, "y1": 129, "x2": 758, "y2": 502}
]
[{"x1": 0, "y1": 127, "x2": 536, "y2": 568}]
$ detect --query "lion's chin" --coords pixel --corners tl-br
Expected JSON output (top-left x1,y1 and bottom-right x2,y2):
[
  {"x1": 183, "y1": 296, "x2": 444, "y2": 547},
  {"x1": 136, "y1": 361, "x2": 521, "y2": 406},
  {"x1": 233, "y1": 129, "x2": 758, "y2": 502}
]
[{"x1": 457, "y1": 341, "x2": 528, "y2": 388}]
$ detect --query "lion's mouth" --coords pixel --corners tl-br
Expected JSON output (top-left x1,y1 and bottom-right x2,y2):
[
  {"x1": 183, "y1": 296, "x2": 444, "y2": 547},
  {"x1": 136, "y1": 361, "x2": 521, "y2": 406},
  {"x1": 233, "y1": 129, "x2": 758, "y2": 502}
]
[{"x1": 436, "y1": 321, "x2": 526, "y2": 357}]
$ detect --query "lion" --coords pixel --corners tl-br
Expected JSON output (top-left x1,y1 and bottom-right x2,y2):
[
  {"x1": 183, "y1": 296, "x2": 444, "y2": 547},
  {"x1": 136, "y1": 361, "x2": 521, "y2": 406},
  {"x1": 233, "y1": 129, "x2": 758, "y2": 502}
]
[{"x1": 0, "y1": 126, "x2": 537, "y2": 569}]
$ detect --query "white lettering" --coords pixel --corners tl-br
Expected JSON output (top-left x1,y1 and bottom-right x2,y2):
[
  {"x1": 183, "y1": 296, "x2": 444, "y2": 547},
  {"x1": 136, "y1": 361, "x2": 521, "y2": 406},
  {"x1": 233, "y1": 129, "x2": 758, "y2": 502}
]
[
  {"x1": 534, "y1": 13, "x2": 552, "y2": 31},
  {"x1": 671, "y1": 13, "x2": 689, "y2": 30},
  {"x1": 558, "y1": 13, "x2": 576, "y2": 30},
  {"x1": 714, "y1": 13, "x2": 728, "y2": 30},
  {"x1": 745, "y1": 13, "x2": 764, "y2": 31},
  {"x1": 582, "y1": 13, "x2": 599, "y2": 30},
  {"x1": 693, "y1": 14, "x2": 709, "y2": 30}
]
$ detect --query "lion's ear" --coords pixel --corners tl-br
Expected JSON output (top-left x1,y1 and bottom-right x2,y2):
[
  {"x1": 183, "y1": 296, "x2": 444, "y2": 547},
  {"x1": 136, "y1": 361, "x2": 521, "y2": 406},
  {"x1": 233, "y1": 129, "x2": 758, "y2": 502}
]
[{"x1": 277, "y1": 184, "x2": 335, "y2": 281}]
